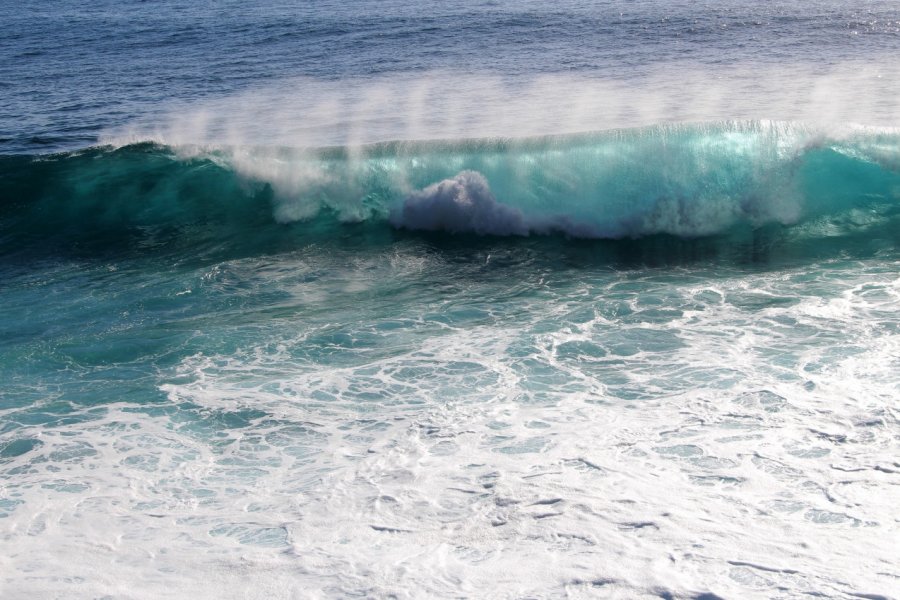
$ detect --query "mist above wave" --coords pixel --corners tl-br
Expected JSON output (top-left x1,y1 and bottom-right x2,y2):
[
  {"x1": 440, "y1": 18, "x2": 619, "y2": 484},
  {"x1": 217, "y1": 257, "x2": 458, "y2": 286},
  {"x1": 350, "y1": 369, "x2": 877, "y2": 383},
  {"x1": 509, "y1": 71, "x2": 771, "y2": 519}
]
[{"x1": 101, "y1": 62, "x2": 900, "y2": 150}]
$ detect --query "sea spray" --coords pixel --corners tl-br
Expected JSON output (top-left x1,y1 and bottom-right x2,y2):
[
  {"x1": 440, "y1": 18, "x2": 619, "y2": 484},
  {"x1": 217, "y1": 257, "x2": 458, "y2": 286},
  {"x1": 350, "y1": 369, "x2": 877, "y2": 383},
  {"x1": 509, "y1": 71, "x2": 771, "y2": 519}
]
[{"x1": 100, "y1": 67, "x2": 900, "y2": 151}]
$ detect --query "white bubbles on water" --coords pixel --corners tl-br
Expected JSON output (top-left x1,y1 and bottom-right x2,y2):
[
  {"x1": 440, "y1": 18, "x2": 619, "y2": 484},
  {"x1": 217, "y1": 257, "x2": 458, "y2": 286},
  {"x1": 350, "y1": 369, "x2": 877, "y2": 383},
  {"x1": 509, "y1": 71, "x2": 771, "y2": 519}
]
[{"x1": 3, "y1": 248, "x2": 899, "y2": 598}]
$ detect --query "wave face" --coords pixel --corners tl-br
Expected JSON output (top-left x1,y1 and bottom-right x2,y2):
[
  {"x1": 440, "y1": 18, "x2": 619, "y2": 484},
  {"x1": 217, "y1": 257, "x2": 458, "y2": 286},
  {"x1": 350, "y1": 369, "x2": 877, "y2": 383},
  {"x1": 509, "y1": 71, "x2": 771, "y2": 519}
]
[{"x1": 2, "y1": 121, "x2": 899, "y2": 256}]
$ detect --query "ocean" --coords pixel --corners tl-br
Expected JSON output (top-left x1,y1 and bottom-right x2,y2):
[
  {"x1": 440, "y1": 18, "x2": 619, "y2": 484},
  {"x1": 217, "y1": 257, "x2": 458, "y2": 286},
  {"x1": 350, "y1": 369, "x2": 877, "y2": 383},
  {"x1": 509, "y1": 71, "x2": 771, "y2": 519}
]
[{"x1": 1, "y1": 1, "x2": 899, "y2": 598}]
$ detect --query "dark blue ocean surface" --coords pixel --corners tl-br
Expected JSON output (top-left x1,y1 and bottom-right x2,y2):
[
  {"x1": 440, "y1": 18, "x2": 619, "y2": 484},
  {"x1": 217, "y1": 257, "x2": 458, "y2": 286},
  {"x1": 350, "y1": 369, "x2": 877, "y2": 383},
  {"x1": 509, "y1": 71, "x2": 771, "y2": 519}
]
[
  {"x1": 2, "y1": 0, "x2": 899, "y2": 152},
  {"x1": 0, "y1": 2, "x2": 899, "y2": 598}
]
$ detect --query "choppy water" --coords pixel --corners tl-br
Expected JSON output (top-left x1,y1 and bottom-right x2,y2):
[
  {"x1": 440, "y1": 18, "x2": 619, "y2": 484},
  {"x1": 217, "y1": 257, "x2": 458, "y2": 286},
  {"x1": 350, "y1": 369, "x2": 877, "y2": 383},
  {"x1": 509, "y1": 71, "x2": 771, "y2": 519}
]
[{"x1": 1, "y1": 1, "x2": 899, "y2": 598}]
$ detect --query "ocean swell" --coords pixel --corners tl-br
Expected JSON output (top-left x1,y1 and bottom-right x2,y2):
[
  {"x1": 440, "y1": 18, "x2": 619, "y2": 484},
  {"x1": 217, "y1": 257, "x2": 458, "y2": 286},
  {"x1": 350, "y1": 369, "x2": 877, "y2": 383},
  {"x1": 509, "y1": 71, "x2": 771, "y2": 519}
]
[{"x1": 2, "y1": 121, "x2": 899, "y2": 252}]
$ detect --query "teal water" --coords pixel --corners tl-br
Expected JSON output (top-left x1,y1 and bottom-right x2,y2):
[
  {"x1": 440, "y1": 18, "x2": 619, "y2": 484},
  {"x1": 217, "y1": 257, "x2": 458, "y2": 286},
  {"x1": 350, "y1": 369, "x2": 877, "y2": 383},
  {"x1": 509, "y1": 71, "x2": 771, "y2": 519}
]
[{"x1": 5, "y1": 122, "x2": 900, "y2": 246}]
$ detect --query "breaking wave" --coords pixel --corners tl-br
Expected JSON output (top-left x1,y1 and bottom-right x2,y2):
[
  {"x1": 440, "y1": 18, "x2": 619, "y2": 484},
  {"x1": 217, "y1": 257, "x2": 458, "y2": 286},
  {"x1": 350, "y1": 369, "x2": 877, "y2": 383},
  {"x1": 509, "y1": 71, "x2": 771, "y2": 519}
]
[{"x1": 2, "y1": 121, "x2": 899, "y2": 256}]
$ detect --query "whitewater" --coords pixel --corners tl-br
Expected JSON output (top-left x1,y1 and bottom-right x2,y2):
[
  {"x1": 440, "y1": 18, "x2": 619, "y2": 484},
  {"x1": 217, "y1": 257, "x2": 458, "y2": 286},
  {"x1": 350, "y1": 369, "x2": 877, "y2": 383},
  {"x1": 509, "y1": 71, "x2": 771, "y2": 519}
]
[{"x1": 2, "y1": 1, "x2": 900, "y2": 599}]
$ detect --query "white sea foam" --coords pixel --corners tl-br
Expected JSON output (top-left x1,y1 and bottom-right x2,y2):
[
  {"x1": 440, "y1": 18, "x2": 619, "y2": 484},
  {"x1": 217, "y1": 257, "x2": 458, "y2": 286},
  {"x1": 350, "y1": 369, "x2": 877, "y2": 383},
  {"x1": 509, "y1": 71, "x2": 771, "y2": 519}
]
[{"x1": 1, "y1": 248, "x2": 898, "y2": 598}]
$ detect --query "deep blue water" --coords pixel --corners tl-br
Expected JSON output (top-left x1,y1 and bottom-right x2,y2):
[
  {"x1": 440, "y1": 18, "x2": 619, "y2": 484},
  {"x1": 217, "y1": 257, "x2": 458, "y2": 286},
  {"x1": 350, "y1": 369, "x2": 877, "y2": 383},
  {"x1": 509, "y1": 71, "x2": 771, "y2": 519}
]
[
  {"x1": 3, "y1": 0, "x2": 899, "y2": 153},
  {"x1": 1, "y1": 2, "x2": 899, "y2": 598}
]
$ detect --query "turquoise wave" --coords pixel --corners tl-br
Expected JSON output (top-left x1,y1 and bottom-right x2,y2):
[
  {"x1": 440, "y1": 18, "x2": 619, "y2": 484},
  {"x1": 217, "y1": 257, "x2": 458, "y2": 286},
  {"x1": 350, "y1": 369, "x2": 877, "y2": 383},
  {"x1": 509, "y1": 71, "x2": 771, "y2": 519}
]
[{"x1": 2, "y1": 121, "x2": 899, "y2": 256}]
